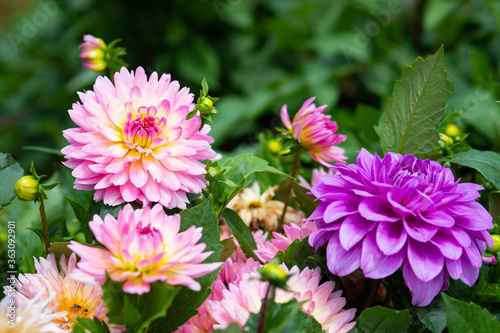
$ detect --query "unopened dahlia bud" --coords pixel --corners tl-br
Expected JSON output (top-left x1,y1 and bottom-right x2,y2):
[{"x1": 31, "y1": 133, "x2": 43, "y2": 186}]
[
  {"x1": 445, "y1": 123, "x2": 461, "y2": 137},
  {"x1": 79, "y1": 35, "x2": 107, "y2": 71},
  {"x1": 14, "y1": 175, "x2": 39, "y2": 201},
  {"x1": 259, "y1": 263, "x2": 289, "y2": 289},
  {"x1": 487, "y1": 234, "x2": 500, "y2": 254}
]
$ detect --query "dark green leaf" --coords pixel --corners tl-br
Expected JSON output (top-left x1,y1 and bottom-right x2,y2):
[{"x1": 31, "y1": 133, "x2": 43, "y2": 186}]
[
  {"x1": 289, "y1": 181, "x2": 319, "y2": 216},
  {"x1": 0, "y1": 153, "x2": 24, "y2": 209},
  {"x1": 102, "y1": 277, "x2": 125, "y2": 325},
  {"x1": 48, "y1": 242, "x2": 73, "y2": 261},
  {"x1": 221, "y1": 208, "x2": 258, "y2": 261},
  {"x1": 282, "y1": 238, "x2": 317, "y2": 270},
  {"x1": 349, "y1": 306, "x2": 410, "y2": 333},
  {"x1": 50, "y1": 218, "x2": 68, "y2": 242},
  {"x1": 212, "y1": 154, "x2": 289, "y2": 214},
  {"x1": 440, "y1": 149, "x2": 500, "y2": 190},
  {"x1": 149, "y1": 198, "x2": 222, "y2": 332},
  {"x1": 489, "y1": 192, "x2": 500, "y2": 220},
  {"x1": 472, "y1": 264, "x2": 500, "y2": 305},
  {"x1": 74, "y1": 317, "x2": 111, "y2": 333},
  {"x1": 64, "y1": 196, "x2": 93, "y2": 243},
  {"x1": 27, "y1": 227, "x2": 46, "y2": 248},
  {"x1": 219, "y1": 237, "x2": 238, "y2": 262},
  {"x1": 412, "y1": 294, "x2": 447, "y2": 333},
  {"x1": 380, "y1": 46, "x2": 451, "y2": 159},
  {"x1": 442, "y1": 293, "x2": 500, "y2": 332}
]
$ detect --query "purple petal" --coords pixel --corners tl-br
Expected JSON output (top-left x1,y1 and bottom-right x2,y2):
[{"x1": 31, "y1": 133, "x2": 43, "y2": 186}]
[
  {"x1": 458, "y1": 255, "x2": 480, "y2": 286},
  {"x1": 323, "y1": 200, "x2": 358, "y2": 223},
  {"x1": 376, "y1": 221, "x2": 408, "y2": 255},
  {"x1": 407, "y1": 239, "x2": 444, "y2": 282},
  {"x1": 403, "y1": 261, "x2": 445, "y2": 307},
  {"x1": 418, "y1": 210, "x2": 455, "y2": 228},
  {"x1": 326, "y1": 233, "x2": 361, "y2": 276},
  {"x1": 445, "y1": 258, "x2": 463, "y2": 280},
  {"x1": 308, "y1": 223, "x2": 341, "y2": 248},
  {"x1": 403, "y1": 215, "x2": 439, "y2": 242},
  {"x1": 358, "y1": 197, "x2": 401, "y2": 222},
  {"x1": 361, "y1": 231, "x2": 405, "y2": 279},
  {"x1": 339, "y1": 214, "x2": 376, "y2": 250},
  {"x1": 387, "y1": 190, "x2": 415, "y2": 216},
  {"x1": 463, "y1": 241, "x2": 483, "y2": 268},
  {"x1": 429, "y1": 232, "x2": 462, "y2": 260}
]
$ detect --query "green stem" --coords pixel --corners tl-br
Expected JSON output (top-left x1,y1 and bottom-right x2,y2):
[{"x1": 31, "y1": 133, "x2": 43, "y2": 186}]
[
  {"x1": 39, "y1": 196, "x2": 50, "y2": 255},
  {"x1": 279, "y1": 146, "x2": 301, "y2": 229},
  {"x1": 257, "y1": 283, "x2": 273, "y2": 333}
]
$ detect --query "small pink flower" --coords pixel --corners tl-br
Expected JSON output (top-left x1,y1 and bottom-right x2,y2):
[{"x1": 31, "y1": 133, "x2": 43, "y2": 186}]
[
  {"x1": 69, "y1": 204, "x2": 221, "y2": 295},
  {"x1": 255, "y1": 220, "x2": 317, "y2": 262},
  {"x1": 281, "y1": 97, "x2": 347, "y2": 166},
  {"x1": 208, "y1": 265, "x2": 356, "y2": 333},
  {"x1": 79, "y1": 34, "x2": 107, "y2": 71},
  {"x1": 62, "y1": 67, "x2": 216, "y2": 209}
]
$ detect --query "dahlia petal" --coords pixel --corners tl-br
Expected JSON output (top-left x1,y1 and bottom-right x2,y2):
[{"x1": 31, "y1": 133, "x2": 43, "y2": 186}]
[
  {"x1": 358, "y1": 197, "x2": 400, "y2": 222},
  {"x1": 430, "y1": 232, "x2": 462, "y2": 260},
  {"x1": 339, "y1": 214, "x2": 375, "y2": 250},
  {"x1": 403, "y1": 261, "x2": 445, "y2": 306},
  {"x1": 361, "y1": 231, "x2": 405, "y2": 279},
  {"x1": 280, "y1": 104, "x2": 292, "y2": 129},
  {"x1": 446, "y1": 258, "x2": 462, "y2": 280},
  {"x1": 458, "y1": 256, "x2": 480, "y2": 286},
  {"x1": 418, "y1": 210, "x2": 455, "y2": 227},
  {"x1": 105, "y1": 143, "x2": 129, "y2": 158},
  {"x1": 403, "y1": 215, "x2": 439, "y2": 242},
  {"x1": 376, "y1": 221, "x2": 408, "y2": 255},
  {"x1": 130, "y1": 160, "x2": 148, "y2": 188},
  {"x1": 407, "y1": 240, "x2": 444, "y2": 282},
  {"x1": 323, "y1": 200, "x2": 358, "y2": 223},
  {"x1": 326, "y1": 233, "x2": 361, "y2": 276}
]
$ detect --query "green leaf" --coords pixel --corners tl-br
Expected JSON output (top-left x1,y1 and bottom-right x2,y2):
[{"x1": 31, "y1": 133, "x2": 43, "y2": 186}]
[
  {"x1": 219, "y1": 237, "x2": 238, "y2": 262},
  {"x1": 489, "y1": 192, "x2": 500, "y2": 220},
  {"x1": 27, "y1": 227, "x2": 46, "y2": 248},
  {"x1": 246, "y1": 299, "x2": 324, "y2": 333},
  {"x1": 48, "y1": 242, "x2": 73, "y2": 261},
  {"x1": 412, "y1": 294, "x2": 447, "y2": 333},
  {"x1": 64, "y1": 196, "x2": 93, "y2": 243},
  {"x1": 289, "y1": 181, "x2": 319, "y2": 217},
  {"x1": 0, "y1": 153, "x2": 24, "y2": 209},
  {"x1": 442, "y1": 293, "x2": 500, "y2": 332},
  {"x1": 102, "y1": 277, "x2": 125, "y2": 325},
  {"x1": 281, "y1": 238, "x2": 317, "y2": 270},
  {"x1": 440, "y1": 149, "x2": 500, "y2": 190},
  {"x1": 472, "y1": 264, "x2": 500, "y2": 305},
  {"x1": 380, "y1": 46, "x2": 451, "y2": 158},
  {"x1": 50, "y1": 218, "x2": 68, "y2": 242},
  {"x1": 149, "y1": 198, "x2": 222, "y2": 332},
  {"x1": 74, "y1": 317, "x2": 111, "y2": 333},
  {"x1": 214, "y1": 324, "x2": 245, "y2": 333},
  {"x1": 221, "y1": 208, "x2": 258, "y2": 261},
  {"x1": 212, "y1": 153, "x2": 289, "y2": 215},
  {"x1": 349, "y1": 306, "x2": 410, "y2": 333}
]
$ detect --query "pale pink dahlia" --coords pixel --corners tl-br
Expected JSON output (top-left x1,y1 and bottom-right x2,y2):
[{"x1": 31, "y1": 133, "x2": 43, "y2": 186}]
[
  {"x1": 255, "y1": 220, "x2": 317, "y2": 262},
  {"x1": 62, "y1": 67, "x2": 216, "y2": 209},
  {"x1": 0, "y1": 289, "x2": 66, "y2": 333},
  {"x1": 309, "y1": 148, "x2": 494, "y2": 306},
  {"x1": 280, "y1": 97, "x2": 347, "y2": 166},
  {"x1": 6, "y1": 253, "x2": 123, "y2": 332},
  {"x1": 69, "y1": 204, "x2": 221, "y2": 294},
  {"x1": 208, "y1": 265, "x2": 356, "y2": 332}
]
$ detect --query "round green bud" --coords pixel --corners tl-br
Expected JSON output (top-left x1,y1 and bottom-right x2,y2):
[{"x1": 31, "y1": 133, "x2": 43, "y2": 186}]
[
  {"x1": 14, "y1": 176, "x2": 40, "y2": 201},
  {"x1": 487, "y1": 234, "x2": 500, "y2": 254},
  {"x1": 261, "y1": 263, "x2": 288, "y2": 284},
  {"x1": 198, "y1": 97, "x2": 214, "y2": 113},
  {"x1": 445, "y1": 123, "x2": 461, "y2": 138},
  {"x1": 439, "y1": 133, "x2": 453, "y2": 145},
  {"x1": 268, "y1": 140, "x2": 281, "y2": 154}
]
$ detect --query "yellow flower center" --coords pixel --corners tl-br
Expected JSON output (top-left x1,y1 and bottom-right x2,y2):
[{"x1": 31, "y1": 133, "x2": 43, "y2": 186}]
[{"x1": 123, "y1": 106, "x2": 166, "y2": 149}]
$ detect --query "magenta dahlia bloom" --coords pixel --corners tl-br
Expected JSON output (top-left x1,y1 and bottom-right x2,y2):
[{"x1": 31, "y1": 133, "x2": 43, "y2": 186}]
[
  {"x1": 68, "y1": 204, "x2": 220, "y2": 295},
  {"x1": 62, "y1": 67, "x2": 216, "y2": 209},
  {"x1": 308, "y1": 148, "x2": 494, "y2": 306},
  {"x1": 280, "y1": 97, "x2": 347, "y2": 166}
]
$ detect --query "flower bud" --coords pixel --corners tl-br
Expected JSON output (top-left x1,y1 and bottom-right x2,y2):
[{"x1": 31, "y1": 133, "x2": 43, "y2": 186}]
[
  {"x1": 445, "y1": 123, "x2": 461, "y2": 138},
  {"x1": 79, "y1": 35, "x2": 107, "y2": 72},
  {"x1": 268, "y1": 140, "x2": 281, "y2": 154},
  {"x1": 487, "y1": 234, "x2": 500, "y2": 254},
  {"x1": 14, "y1": 176, "x2": 40, "y2": 201},
  {"x1": 260, "y1": 263, "x2": 289, "y2": 289},
  {"x1": 439, "y1": 133, "x2": 453, "y2": 146}
]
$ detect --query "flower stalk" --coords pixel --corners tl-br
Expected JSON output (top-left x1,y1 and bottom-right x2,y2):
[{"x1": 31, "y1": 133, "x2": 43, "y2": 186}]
[{"x1": 279, "y1": 145, "x2": 301, "y2": 228}]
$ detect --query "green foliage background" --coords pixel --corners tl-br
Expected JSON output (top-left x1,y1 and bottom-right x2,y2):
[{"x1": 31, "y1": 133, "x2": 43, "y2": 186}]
[{"x1": 2, "y1": 0, "x2": 500, "y2": 173}]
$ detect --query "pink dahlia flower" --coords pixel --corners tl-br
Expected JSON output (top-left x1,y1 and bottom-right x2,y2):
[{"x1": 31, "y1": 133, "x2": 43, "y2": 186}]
[
  {"x1": 1, "y1": 289, "x2": 67, "y2": 333},
  {"x1": 308, "y1": 148, "x2": 494, "y2": 306},
  {"x1": 280, "y1": 97, "x2": 347, "y2": 166},
  {"x1": 6, "y1": 253, "x2": 123, "y2": 332},
  {"x1": 255, "y1": 220, "x2": 317, "y2": 262},
  {"x1": 69, "y1": 204, "x2": 221, "y2": 294},
  {"x1": 208, "y1": 265, "x2": 356, "y2": 333},
  {"x1": 62, "y1": 67, "x2": 216, "y2": 209},
  {"x1": 79, "y1": 34, "x2": 107, "y2": 71}
]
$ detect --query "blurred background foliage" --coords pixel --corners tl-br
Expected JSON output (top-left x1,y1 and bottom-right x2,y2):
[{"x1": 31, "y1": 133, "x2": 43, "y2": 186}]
[
  {"x1": 2, "y1": 0, "x2": 500, "y2": 272},
  {"x1": 2, "y1": 0, "x2": 500, "y2": 174}
]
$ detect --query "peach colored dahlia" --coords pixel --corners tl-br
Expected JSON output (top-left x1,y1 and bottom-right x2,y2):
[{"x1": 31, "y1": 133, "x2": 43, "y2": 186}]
[
  {"x1": 208, "y1": 265, "x2": 356, "y2": 333},
  {"x1": 6, "y1": 253, "x2": 123, "y2": 332},
  {"x1": 69, "y1": 204, "x2": 221, "y2": 295},
  {"x1": 62, "y1": 67, "x2": 216, "y2": 209},
  {"x1": 281, "y1": 97, "x2": 347, "y2": 167}
]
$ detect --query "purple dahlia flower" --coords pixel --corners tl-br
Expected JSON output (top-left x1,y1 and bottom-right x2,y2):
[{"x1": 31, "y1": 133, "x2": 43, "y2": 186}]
[{"x1": 308, "y1": 148, "x2": 494, "y2": 306}]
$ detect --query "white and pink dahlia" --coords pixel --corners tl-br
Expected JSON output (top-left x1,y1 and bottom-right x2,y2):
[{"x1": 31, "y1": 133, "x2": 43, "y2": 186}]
[
  {"x1": 69, "y1": 204, "x2": 221, "y2": 295},
  {"x1": 62, "y1": 67, "x2": 217, "y2": 209},
  {"x1": 208, "y1": 265, "x2": 356, "y2": 333},
  {"x1": 6, "y1": 253, "x2": 122, "y2": 332}
]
